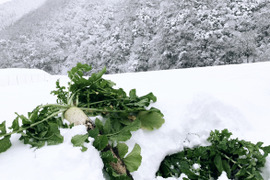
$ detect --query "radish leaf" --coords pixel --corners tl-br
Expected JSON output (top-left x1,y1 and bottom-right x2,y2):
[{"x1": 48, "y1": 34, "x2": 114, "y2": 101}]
[
  {"x1": 123, "y1": 144, "x2": 142, "y2": 172},
  {"x1": 214, "y1": 154, "x2": 223, "y2": 173},
  {"x1": 10, "y1": 117, "x2": 19, "y2": 131},
  {"x1": 0, "y1": 121, "x2": 12, "y2": 153},
  {"x1": 117, "y1": 143, "x2": 129, "y2": 159},
  {"x1": 109, "y1": 131, "x2": 132, "y2": 142},
  {"x1": 93, "y1": 135, "x2": 108, "y2": 151},
  {"x1": 0, "y1": 136, "x2": 11, "y2": 153},
  {"x1": 71, "y1": 134, "x2": 89, "y2": 152},
  {"x1": 138, "y1": 110, "x2": 164, "y2": 130}
]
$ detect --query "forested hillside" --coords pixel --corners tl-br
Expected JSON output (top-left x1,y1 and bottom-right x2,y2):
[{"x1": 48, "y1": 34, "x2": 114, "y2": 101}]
[
  {"x1": 0, "y1": 0, "x2": 47, "y2": 30},
  {"x1": 0, "y1": 0, "x2": 269, "y2": 74}
]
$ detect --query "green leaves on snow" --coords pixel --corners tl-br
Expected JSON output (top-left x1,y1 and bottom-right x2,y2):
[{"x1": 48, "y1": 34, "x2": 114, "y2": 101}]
[
  {"x1": 0, "y1": 63, "x2": 165, "y2": 179},
  {"x1": 64, "y1": 63, "x2": 164, "y2": 178},
  {"x1": 115, "y1": 143, "x2": 142, "y2": 172},
  {"x1": 123, "y1": 144, "x2": 142, "y2": 172},
  {"x1": 157, "y1": 129, "x2": 270, "y2": 180},
  {"x1": 71, "y1": 134, "x2": 89, "y2": 152},
  {"x1": 16, "y1": 107, "x2": 64, "y2": 148},
  {"x1": 0, "y1": 106, "x2": 65, "y2": 152},
  {"x1": 101, "y1": 143, "x2": 142, "y2": 178},
  {"x1": 138, "y1": 109, "x2": 165, "y2": 130},
  {"x1": 2, "y1": 63, "x2": 270, "y2": 180},
  {"x1": 0, "y1": 121, "x2": 11, "y2": 153},
  {"x1": 117, "y1": 143, "x2": 129, "y2": 159}
]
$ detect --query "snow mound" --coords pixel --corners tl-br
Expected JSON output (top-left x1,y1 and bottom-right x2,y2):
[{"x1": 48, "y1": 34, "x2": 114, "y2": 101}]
[
  {"x1": 0, "y1": 68, "x2": 51, "y2": 86},
  {"x1": 0, "y1": 126, "x2": 104, "y2": 180}
]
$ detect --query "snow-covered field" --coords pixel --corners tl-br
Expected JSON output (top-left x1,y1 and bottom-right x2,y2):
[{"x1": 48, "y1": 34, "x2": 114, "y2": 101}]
[
  {"x1": 0, "y1": 0, "x2": 47, "y2": 30},
  {"x1": 1, "y1": 62, "x2": 270, "y2": 180},
  {"x1": 0, "y1": 0, "x2": 12, "y2": 5}
]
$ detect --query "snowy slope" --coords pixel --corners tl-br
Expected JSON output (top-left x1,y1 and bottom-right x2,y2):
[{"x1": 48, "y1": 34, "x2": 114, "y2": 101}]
[
  {"x1": 1, "y1": 62, "x2": 270, "y2": 180},
  {"x1": 0, "y1": 0, "x2": 47, "y2": 30}
]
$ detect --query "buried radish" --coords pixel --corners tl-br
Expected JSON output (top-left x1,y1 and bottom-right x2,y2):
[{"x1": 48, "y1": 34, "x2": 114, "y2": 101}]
[{"x1": 0, "y1": 63, "x2": 165, "y2": 179}]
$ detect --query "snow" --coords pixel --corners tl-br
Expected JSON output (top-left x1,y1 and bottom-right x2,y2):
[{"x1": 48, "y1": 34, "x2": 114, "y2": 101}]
[
  {"x1": 1, "y1": 62, "x2": 270, "y2": 179},
  {"x1": 0, "y1": 126, "x2": 104, "y2": 180},
  {"x1": 192, "y1": 163, "x2": 201, "y2": 170},
  {"x1": 0, "y1": 0, "x2": 47, "y2": 30},
  {"x1": 217, "y1": 172, "x2": 230, "y2": 180},
  {"x1": 0, "y1": 0, "x2": 12, "y2": 5},
  {"x1": 0, "y1": 68, "x2": 51, "y2": 86}
]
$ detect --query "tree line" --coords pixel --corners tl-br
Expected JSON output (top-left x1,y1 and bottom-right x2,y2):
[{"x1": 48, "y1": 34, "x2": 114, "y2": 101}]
[{"x1": 0, "y1": 0, "x2": 269, "y2": 74}]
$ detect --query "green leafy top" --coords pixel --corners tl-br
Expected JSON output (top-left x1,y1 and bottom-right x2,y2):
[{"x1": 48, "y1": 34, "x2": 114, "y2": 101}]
[
  {"x1": 1, "y1": 63, "x2": 164, "y2": 152},
  {"x1": 157, "y1": 129, "x2": 270, "y2": 180},
  {"x1": 51, "y1": 63, "x2": 164, "y2": 132},
  {"x1": 52, "y1": 63, "x2": 158, "y2": 112}
]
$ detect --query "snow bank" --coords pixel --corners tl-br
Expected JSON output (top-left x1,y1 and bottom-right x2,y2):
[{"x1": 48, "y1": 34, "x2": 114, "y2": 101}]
[
  {"x1": 1, "y1": 62, "x2": 270, "y2": 179},
  {"x1": 0, "y1": 126, "x2": 104, "y2": 180},
  {"x1": 0, "y1": 0, "x2": 47, "y2": 30},
  {"x1": 0, "y1": 68, "x2": 51, "y2": 86}
]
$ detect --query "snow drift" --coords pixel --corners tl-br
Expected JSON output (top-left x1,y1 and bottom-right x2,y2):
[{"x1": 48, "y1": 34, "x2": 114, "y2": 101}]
[
  {"x1": 0, "y1": 62, "x2": 270, "y2": 179},
  {"x1": 0, "y1": 68, "x2": 51, "y2": 86}
]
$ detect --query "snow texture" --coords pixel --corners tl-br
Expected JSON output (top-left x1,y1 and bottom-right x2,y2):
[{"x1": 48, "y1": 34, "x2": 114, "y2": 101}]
[
  {"x1": 1, "y1": 0, "x2": 270, "y2": 74},
  {"x1": 0, "y1": 68, "x2": 51, "y2": 86},
  {"x1": 217, "y1": 172, "x2": 230, "y2": 180},
  {"x1": 1, "y1": 62, "x2": 270, "y2": 179},
  {"x1": 0, "y1": 0, "x2": 12, "y2": 5},
  {"x1": 0, "y1": 0, "x2": 46, "y2": 30}
]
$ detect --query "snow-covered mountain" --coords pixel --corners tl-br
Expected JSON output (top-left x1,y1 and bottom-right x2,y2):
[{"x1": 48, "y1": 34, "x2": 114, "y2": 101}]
[
  {"x1": 0, "y1": 0, "x2": 270, "y2": 74},
  {"x1": 1, "y1": 62, "x2": 270, "y2": 179},
  {"x1": 0, "y1": 0, "x2": 47, "y2": 30}
]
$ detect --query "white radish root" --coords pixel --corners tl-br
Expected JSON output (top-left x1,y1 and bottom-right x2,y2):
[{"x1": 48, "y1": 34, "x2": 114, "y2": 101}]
[
  {"x1": 64, "y1": 107, "x2": 88, "y2": 125},
  {"x1": 110, "y1": 147, "x2": 127, "y2": 175}
]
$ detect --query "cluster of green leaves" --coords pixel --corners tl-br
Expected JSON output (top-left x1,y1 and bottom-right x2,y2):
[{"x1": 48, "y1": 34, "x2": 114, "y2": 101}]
[
  {"x1": 0, "y1": 63, "x2": 165, "y2": 180},
  {"x1": 72, "y1": 117, "x2": 143, "y2": 179},
  {"x1": 101, "y1": 143, "x2": 142, "y2": 179},
  {"x1": 52, "y1": 63, "x2": 165, "y2": 178},
  {"x1": 0, "y1": 106, "x2": 67, "y2": 153},
  {"x1": 14, "y1": 106, "x2": 66, "y2": 148},
  {"x1": 52, "y1": 63, "x2": 159, "y2": 114},
  {"x1": 157, "y1": 129, "x2": 270, "y2": 180},
  {"x1": 62, "y1": 63, "x2": 165, "y2": 179}
]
